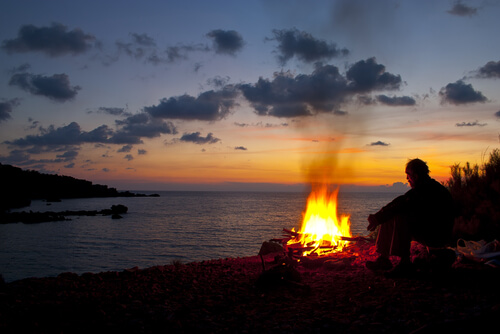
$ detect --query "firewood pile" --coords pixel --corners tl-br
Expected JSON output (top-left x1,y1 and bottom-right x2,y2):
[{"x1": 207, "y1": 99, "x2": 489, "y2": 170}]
[{"x1": 259, "y1": 228, "x2": 378, "y2": 272}]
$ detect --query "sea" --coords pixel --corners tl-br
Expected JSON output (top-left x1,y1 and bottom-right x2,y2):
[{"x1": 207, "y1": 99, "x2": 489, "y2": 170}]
[{"x1": 0, "y1": 190, "x2": 401, "y2": 282}]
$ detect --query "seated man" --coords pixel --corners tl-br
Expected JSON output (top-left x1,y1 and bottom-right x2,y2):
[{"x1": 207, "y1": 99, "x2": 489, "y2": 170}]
[{"x1": 365, "y1": 158, "x2": 455, "y2": 277}]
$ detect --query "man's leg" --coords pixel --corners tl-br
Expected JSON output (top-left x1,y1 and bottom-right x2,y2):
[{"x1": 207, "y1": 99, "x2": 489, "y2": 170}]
[{"x1": 366, "y1": 216, "x2": 412, "y2": 271}]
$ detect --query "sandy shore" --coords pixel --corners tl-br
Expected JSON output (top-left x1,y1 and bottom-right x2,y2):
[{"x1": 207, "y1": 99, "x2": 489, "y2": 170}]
[{"x1": 1, "y1": 240, "x2": 499, "y2": 333}]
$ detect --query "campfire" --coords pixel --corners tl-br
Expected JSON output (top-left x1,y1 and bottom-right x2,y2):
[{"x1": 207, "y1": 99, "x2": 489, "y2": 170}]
[{"x1": 283, "y1": 185, "x2": 352, "y2": 258}]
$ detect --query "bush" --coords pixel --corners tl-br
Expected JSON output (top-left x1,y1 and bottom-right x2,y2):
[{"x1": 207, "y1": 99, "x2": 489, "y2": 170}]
[{"x1": 446, "y1": 149, "x2": 500, "y2": 241}]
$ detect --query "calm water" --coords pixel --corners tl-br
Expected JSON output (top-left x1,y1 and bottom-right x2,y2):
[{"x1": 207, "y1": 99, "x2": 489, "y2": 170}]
[{"x1": 0, "y1": 190, "x2": 399, "y2": 282}]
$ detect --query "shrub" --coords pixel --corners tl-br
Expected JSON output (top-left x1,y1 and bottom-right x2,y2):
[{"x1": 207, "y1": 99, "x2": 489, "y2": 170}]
[{"x1": 446, "y1": 149, "x2": 500, "y2": 241}]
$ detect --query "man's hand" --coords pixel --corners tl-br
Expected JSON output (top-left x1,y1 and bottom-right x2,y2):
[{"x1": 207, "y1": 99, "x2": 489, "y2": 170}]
[{"x1": 367, "y1": 214, "x2": 380, "y2": 232}]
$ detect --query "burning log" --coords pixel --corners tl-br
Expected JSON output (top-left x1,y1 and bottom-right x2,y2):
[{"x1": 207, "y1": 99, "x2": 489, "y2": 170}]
[{"x1": 282, "y1": 228, "x2": 299, "y2": 237}]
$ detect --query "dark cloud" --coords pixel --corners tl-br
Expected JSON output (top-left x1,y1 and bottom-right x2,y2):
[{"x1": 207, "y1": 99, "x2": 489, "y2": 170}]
[
  {"x1": 5, "y1": 114, "x2": 177, "y2": 149},
  {"x1": 206, "y1": 29, "x2": 245, "y2": 55},
  {"x1": 346, "y1": 57, "x2": 402, "y2": 92},
  {"x1": 439, "y1": 80, "x2": 487, "y2": 105},
  {"x1": 5, "y1": 122, "x2": 110, "y2": 147},
  {"x1": 238, "y1": 59, "x2": 402, "y2": 117},
  {"x1": 116, "y1": 33, "x2": 158, "y2": 62},
  {"x1": 207, "y1": 76, "x2": 231, "y2": 88},
  {"x1": 92, "y1": 107, "x2": 129, "y2": 116},
  {"x1": 138, "y1": 149, "x2": 147, "y2": 155},
  {"x1": 233, "y1": 121, "x2": 289, "y2": 128},
  {"x1": 239, "y1": 65, "x2": 346, "y2": 117},
  {"x1": 124, "y1": 154, "x2": 134, "y2": 161},
  {"x1": 56, "y1": 150, "x2": 79, "y2": 161},
  {"x1": 269, "y1": 28, "x2": 349, "y2": 65},
  {"x1": 495, "y1": 111, "x2": 500, "y2": 118},
  {"x1": 0, "y1": 98, "x2": 21, "y2": 123},
  {"x1": 130, "y1": 33, "x2": 156, "y2": 47},
  {"x1": 9, "y1": 72, "x2": 80, "y2": 102},
  {"x1": 1, "y1": 22, "x2": 95, "y2": 56},
  {"x1": 145, "y1": 87, "x2": 239, "y2": 121},
  {"x1": 180, "y1": 132, "x2": 220, "y2": 144},
  {"x1": 111, "y1": 113, "x2": 177, "y2": 144},
  {"x1": 115, "y1": 32, "x2": 209, "y2": 65},
  {"x1": 235, "y1": 146, "x2": 247, "y2": 150},
  {"x1": 370, "y1": 141, "x2": 390, "y2": 146},
  {"x1": 0, "y1": 147, "x2": 78, "y2": 167},
  {"x1": 117, "y1": 144, "x2": 133, "y2": 153},
  {"x1": 456, "y1": 120, "x2": 487, "y2": 127},
  {"x1": 476, "y1": 60, "x2": 500, "y2": 79},
  {"x1": 376, "y1": 94, "x2": 416, "y2": 106},
  {"x1": 9, "y1": 63, "x2": 31, "y2": 74},
  {"x1": 165, "y1": 44, "x2": 210, "y2": 63},
  {"x1": 333, "y1": 110, "x2": 348, "y2": 116},
  {"x1": 447, "y1": 1, "x2": 478, "y2": 17}
]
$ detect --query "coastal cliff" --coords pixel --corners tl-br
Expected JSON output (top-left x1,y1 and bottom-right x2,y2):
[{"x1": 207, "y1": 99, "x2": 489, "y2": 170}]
[{"x1": 0, "y1": 163, "x2": 156, "y2": 211}]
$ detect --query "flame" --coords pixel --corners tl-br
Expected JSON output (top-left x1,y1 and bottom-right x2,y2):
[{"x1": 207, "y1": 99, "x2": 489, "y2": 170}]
[{"x1": 288, "y1": 185, "x2": 352, "y2": 256}]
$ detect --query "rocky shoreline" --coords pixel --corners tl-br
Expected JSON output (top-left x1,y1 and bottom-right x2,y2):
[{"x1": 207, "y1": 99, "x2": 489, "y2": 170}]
[
  {"x1": 0, "y1": 204, "x2": 129, "y2": 224},
  {"x1": 1, "y1": 240, "x2": 499, "y2": 333}
]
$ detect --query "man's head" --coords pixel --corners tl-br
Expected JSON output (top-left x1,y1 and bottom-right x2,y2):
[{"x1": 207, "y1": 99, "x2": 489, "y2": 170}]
[{"x1": 405, "y1": 158, "x2": 429, "y2": 188}]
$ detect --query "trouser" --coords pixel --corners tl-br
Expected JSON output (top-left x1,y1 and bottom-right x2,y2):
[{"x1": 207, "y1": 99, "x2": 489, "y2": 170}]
[
  {"x1": 376, "y1": 216, "x2": 412, "y2": 258},
  {"x1": 376, "y1": 215, "x2": 452, "y2": 258}
]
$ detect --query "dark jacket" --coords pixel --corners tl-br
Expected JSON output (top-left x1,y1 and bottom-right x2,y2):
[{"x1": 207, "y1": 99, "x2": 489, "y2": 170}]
[{"x1": 374, "y1": 176, "x2": 455, "y2": 247}]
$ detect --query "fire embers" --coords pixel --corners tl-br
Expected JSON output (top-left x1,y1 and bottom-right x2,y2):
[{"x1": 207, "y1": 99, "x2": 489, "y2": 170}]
[{"x1": 285, "y1": 186, "x2": 352, "y2": 257}]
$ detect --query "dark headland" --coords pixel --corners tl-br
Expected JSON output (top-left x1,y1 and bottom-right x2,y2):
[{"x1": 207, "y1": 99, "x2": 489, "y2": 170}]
[{"x1": 0, "y1": 163, "x2": 158, "y2": 223}]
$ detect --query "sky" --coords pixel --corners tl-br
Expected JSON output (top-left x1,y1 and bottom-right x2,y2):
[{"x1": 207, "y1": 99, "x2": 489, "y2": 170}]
[{"x1": 1, "y1": 0, "x2": 499, "y2": 192}]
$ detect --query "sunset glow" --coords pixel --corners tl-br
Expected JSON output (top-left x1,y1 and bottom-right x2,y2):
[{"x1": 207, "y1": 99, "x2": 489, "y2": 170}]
[{"x1": 1, "y1": 1, "x2": 499, "y2": 191}]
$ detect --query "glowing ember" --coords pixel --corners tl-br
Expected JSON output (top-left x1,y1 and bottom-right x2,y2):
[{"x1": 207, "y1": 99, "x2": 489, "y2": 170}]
[{"x1": 287, "y1": 185, "x2": 352, "y2": 256}]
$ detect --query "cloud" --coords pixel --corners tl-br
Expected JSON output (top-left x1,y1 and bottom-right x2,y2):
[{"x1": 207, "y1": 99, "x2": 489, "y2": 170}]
[
  {"x1": 144, "y1": 87, "x2": 239, "y2": 121},
  {"x1": 5, "y1": 122, "x2": 110, "y2": 147},
  {"x1": 165, "y1": 44, "x2": 210, "y2": 63},
  {"x1": 235, "y1": 146, "x2": 247, "y2": 150},
  {"x1": 0, "y1": 147, "x2": 79, "y2": 167},
  {"x1": 269, "y1": 28, "x2": 349, "y2": 65},
  {"x1": 206, "y1": 29, "x2": 245, "y2": 55},
  {"x1": 447, "y1": 1, "x2": 478, "y2": 17},
  {"x1": 91, "y1": 106, "x2": 129, "y2": 116},
  {"x1": 56, "y1": 149, "x2": 79, "y2": 161},
  {"x1": 495, "y1": 111, "x2": 500, "y2": 118},
  {"x1": 475, "y1": 60, "x2": 500, "y2": 79},
  {"x1": 116, "y1": 32, "x2": 160, "y2": 63},
  {"x1": 124, "y1": 154, "x2": 134, "y2": 161},
  {"x1": 376, "y1": 94, "x2": 416, "y2": 106},
  {"x1": 180, "y1": 132, "x2": 220, "y2": 144},
  {"x1": 117, "y1": 144, "x2": 133, "y2": 152},
  {"x1": 111, "y1": 113, "x2": 177, "y2": 144},
  {"x1": 238, "y1": 59, "x2": 402, "y2": 117},
  {"x1": 5, "y1": 114, "x2": 177, "y2": 150},
  {"x1": 369, "y1": 141, "x2": 390, "y2": 146},
  {"x1": 455, "y1": 120, "x2": 487, "y2": 127},
  {"x1": 439, "y1": 80, "x2": 487, "y2": 105},
  {"x1": 346, "y1": 57, "x2": 402, "y2": 92},
  {"x1": 206, "y1": 76, "x2": 231, "y2": 88},
  {"x1": 1, "y1": 22, "x2": 95, "y2": 56},
  {"x1": 114, "y1": 32, "x2": 210, "y2": 65},
  {"x1": 234, "y1": 121, "x2": 289, "y2": 128},
  {"x1": 9, "y1": 72, "x2": 80, "y2": 102},
  {"x1": 138, "y1": 149, "x2": 147, "y2": 155},
  {"x1": 0, "y1": 98, "x2": 21, "y2": 123}
]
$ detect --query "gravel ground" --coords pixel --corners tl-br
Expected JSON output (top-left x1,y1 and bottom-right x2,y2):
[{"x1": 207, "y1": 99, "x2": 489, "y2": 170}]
[{"x1": 1, "y1": 240, "x2": 499, "y2": 333}]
